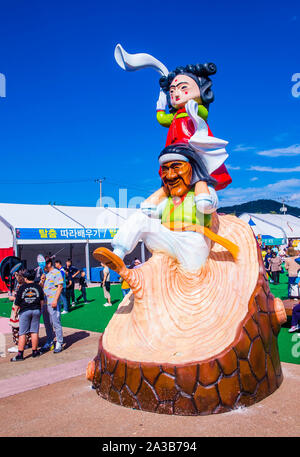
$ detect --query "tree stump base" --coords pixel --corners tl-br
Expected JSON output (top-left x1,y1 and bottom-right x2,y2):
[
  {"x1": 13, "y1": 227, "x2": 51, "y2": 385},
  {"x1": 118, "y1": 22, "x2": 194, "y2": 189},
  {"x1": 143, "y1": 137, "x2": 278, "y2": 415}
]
[{"x1": 87, "y1": 214, "x2": 286, "y2": 415}]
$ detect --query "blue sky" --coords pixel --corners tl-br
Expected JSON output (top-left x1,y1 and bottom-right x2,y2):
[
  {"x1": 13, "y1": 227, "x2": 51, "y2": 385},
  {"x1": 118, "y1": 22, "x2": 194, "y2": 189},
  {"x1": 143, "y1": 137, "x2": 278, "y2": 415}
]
[{"x1": 0, "y1": 0, "x2": 299, "y2": 208}]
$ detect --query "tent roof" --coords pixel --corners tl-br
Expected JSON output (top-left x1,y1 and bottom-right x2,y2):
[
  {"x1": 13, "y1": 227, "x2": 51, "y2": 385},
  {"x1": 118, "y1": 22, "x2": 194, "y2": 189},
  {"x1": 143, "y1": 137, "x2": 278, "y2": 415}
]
[
  {"x1": 0, "y1": 203, "x2": 140, "y2": 245},
  {"x1": 55, "y1": 205, "x2": 137, "y2": 229},
  {"x1": 0, "y1": 203, "x2": 138, "y2": 229},
  {"x1": 0, "y1": 203, "x2": 81, "y2": 229},
  {"x1": 239, "y1": 213, "x2": 300, "y2": 239}
]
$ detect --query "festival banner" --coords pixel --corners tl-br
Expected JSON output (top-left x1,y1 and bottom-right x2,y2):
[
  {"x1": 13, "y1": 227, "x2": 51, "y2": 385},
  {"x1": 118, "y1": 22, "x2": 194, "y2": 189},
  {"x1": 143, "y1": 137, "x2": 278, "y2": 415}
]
[{"x1": 15, "y1": 228, "x2": 118, "y2": 240}]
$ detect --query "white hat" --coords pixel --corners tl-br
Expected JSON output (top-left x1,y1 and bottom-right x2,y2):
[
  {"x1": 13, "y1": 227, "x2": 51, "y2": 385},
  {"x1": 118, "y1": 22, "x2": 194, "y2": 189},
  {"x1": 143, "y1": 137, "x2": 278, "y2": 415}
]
[{"x1": 158, "y1": 154, "x2": 189, "y2": 165}]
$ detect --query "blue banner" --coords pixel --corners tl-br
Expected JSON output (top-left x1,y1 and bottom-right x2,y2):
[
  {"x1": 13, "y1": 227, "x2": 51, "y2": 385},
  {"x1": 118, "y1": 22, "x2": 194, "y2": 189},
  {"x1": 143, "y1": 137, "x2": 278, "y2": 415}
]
[
  {"x1": 258, "y1": 236, "x2": 285, "y2": 246},
  {"x1": 15, "y1": 227, "x2": 118, "y2": 241}
]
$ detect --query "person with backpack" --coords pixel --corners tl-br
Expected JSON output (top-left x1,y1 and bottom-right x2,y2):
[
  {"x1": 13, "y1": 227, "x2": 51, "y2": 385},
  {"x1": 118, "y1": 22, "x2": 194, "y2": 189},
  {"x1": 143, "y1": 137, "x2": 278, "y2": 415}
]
[
  {"x1": 10, "y1": 269, "x2": 44, "y2": 362},
  {"x1": 8, "y1": 270, "x2": 32, "y2": 354},
  {"x1": 285, "y1": 247, "x2": 300, "y2": 299}
]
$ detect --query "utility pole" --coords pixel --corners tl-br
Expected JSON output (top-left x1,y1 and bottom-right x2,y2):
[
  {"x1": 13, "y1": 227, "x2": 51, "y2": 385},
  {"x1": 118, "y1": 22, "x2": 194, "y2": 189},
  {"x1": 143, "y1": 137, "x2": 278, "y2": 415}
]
[
  {"x1": 95, "y1": 178, "x2": 105, "y2": 207},
  {"x1": 280, "y1": 198, "x2": 287, "y2": 215}
]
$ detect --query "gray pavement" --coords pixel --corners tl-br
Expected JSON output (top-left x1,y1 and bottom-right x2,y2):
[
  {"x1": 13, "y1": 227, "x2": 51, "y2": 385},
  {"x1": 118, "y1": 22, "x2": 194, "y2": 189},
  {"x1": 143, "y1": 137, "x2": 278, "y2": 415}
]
[{"x1": 0, "y1": 322, "x2": 299, "y2": 437}]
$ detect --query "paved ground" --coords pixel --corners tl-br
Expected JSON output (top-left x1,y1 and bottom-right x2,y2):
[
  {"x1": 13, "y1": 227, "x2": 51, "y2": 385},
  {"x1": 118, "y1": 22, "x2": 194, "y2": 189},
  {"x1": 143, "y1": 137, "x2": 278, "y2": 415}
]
[{"x1": 0, "y1": 319, "x2": 299, "y2": 437}]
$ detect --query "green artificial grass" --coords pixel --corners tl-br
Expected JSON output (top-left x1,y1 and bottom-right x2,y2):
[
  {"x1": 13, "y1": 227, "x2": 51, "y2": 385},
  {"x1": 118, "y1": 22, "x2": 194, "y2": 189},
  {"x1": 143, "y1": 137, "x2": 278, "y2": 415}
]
[
  {"x1": 58, "y1": 285, "x2": 124, "y2": 333},
  {"x1": 1, "y1": 273, "x2": 300, "y2": 364},
  {"x1": 269, "y1": 269, "x2": 289, "y2": 300},
  {"x1": 277, "y1": 327, "x2": 300, "y2": 364},
  {"x1": 263, "y1": 270, "x2": 300, "y2": 364}
]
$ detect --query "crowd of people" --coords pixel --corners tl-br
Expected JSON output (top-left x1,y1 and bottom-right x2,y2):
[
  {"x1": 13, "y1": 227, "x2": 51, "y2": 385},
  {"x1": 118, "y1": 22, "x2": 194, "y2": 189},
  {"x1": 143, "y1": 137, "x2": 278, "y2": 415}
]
[
  {"x1": 7, "y1": 255, "x2": 143, "y2": 362},
  {"x1": 4, "y1": 242, "x2": 300, "y2": 361},
  {"x1": 261, "y1": 245, "x2": 300, "y2": 292},
  {"x1": 261, "y1": 243, "x2": 300, "y2": 334},
  {"x1": 7, "y1": 257, "x2": 92, "y2": 361}
]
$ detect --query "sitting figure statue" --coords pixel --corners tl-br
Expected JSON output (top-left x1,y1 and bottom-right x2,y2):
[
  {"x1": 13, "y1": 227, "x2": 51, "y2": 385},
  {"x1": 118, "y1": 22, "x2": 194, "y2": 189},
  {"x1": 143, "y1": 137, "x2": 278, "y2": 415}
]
[
  {"x1": 87, "y1": 45, "x2": 287, "y2": 417},
  {"x1": 90, "y1": 146, "x2": 286, "y2": 415}
]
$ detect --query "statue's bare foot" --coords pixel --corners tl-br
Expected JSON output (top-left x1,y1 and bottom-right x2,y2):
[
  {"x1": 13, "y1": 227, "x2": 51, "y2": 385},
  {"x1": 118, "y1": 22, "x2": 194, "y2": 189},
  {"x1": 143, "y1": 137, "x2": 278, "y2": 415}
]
[{"x1": 93, "y1": 247, "x2": 127, "y2": 275}]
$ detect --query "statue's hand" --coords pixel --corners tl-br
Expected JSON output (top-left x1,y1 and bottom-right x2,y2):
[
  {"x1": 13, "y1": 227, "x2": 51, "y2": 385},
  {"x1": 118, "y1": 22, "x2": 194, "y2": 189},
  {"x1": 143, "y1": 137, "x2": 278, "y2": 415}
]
[
  {"x1": 156, "y1": 90, "x2": 167, "y2": 111},
  {"x1": 140, "y1": 198, "x2": 168, "y2": 219},
  {"x1": 140, "y1": 202, "x2": 159, "y2": 217}
]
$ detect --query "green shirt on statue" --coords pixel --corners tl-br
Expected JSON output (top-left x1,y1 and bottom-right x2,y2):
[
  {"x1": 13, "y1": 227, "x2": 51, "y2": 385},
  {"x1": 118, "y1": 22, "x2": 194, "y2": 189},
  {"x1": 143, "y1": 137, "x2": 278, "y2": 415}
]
[
  {"x1": 157, "y1": 104, "x2": 208, "y2": 127},
  {"x1": 161, "y1": 187, "x2": 212, "y2": 228}
]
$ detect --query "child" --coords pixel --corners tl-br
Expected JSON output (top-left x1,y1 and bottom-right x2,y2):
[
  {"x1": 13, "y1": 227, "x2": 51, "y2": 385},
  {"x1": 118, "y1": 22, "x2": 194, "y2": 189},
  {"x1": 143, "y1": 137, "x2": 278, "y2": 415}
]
[
  {"x1": 77, "y1": 271, "x2": 88, "y2": 304},
  {"x1": 121, "y1": 278, "x2": 130, "y2": 298},
  {"x1": 10, "y1": 269, "x2": 44, "y2": 362}
]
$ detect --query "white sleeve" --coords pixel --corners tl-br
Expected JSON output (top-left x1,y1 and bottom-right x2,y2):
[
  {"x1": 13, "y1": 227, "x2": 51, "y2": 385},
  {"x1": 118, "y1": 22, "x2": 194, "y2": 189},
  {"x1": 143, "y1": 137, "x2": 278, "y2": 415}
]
[
  {"x1": 186, "y1": 100, "x2": 229, "y2": 175},
  {"x1": 140, "y1": 198, "x2": 168, "y2": 219},
  {"x1": 194, "y1": 186, "x2": 218, "y2": 215}
]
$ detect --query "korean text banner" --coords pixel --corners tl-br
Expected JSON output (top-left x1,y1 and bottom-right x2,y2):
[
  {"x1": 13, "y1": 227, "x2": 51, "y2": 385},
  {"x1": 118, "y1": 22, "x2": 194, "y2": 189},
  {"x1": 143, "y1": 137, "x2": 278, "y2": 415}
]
[
  {"x1": 15, "y1": 228, "x2": 118, "y2": 240},
  {"x1": 257, "y1": 236, "x2": 285, "y2": 246}
]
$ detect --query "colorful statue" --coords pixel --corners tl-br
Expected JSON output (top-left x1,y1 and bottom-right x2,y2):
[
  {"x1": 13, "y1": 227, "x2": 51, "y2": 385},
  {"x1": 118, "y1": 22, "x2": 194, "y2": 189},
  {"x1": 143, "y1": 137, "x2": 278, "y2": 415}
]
[
  {"x1": 93, "y1": 142, "x2": 238, "y2": 275},
  {"x1": 87, "y1": 45, "x2": 287, "y2": 416},
  {"x1": 156, "y1": 63, "x2": 232, "y2": 191}
]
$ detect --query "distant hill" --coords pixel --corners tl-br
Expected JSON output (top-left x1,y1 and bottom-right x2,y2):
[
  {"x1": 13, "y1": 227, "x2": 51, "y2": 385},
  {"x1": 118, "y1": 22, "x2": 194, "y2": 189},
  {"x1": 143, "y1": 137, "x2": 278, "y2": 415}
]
[{"x1": 219, "y1": 199, "x2": 300, "y2": 217}]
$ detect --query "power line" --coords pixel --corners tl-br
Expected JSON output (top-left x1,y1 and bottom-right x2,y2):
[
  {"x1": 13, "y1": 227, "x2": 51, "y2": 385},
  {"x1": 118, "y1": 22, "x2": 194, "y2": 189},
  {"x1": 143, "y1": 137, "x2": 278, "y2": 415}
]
[
  {"x1": 105, "y1": 178, "x2": 159, "y2": 193},
  {"x1": 0, "y1": 177, "x2": 94, "y2": 185},
  {"x1": 0, "y1": 176, "x2": 159, "y2": 193}
]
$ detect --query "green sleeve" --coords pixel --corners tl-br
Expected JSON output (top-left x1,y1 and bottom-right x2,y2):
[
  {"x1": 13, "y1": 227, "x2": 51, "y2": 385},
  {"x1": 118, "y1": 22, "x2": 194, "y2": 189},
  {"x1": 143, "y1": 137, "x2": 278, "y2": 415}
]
[
  {"x1": 198, "y1": 105, "x2": 208, "y2": 121},
  {"x1": 156, "y1": 111, "x2": 174, "y2": 127}
]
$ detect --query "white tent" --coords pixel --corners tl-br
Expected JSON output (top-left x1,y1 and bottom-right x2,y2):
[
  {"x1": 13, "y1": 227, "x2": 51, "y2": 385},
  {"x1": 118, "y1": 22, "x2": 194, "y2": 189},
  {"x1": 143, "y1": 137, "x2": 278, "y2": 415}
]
[
  {"x1": 0, "y1": 203, "x2": 143, "y2": 281},
  {"x1": 239, "y1": 213, "x2": 300, "y2": 244}
]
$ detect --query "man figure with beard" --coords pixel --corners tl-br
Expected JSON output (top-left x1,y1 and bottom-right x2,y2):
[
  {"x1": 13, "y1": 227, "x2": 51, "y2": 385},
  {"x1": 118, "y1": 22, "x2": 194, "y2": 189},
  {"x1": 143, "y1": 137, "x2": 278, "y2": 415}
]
[{"x1": 93, "y1": 143, "x2": 238, "y2": 274}]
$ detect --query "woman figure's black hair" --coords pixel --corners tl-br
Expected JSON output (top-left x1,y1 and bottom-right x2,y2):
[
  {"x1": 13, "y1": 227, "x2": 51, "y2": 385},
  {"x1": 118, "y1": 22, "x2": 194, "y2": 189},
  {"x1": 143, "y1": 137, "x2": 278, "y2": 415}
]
[{"x1": 159, "y1": 63, "x2": 217, "y2": 108}]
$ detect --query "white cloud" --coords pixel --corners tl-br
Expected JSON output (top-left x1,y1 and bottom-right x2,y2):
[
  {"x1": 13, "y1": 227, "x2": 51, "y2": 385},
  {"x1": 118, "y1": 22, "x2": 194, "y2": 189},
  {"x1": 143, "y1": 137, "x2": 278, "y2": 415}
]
[
  {"x1": 248, "y1": 165, "x2": 300, "y2": 172},
  {"x1": 233, "y1": 144, "x2": 256, "y2": 152},
  {"x1": 250, "y1": 177, "x2": 258, "y2": 181},
  {"x1": 268, "y1": 179, "x2": 300, "y2": 191},
  {"x1": 226, "y1": 164, "x2": 241, "y2": 170},
  {"x1": 256, "y1": 144, "x2": 300, "y2": 157},
  {"x1": 289, "y1": 192, "x2": 300, "y2": 202},
  {"x1": 219, "y1": 179, "x2": 300, "y2": 207}
]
